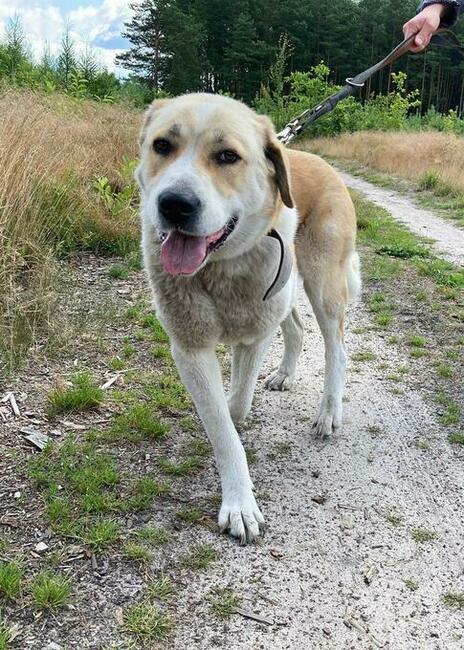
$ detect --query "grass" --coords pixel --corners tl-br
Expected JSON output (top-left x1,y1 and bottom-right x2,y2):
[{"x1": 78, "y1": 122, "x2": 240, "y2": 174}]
[
  {"x1": 384, "y1": 511, "x2": 403, "y2": 527},
  {"x1": 448, "y1": 432, "x2": 464, "y2": 445},
  {"x1": 403, "y1": 578, "x2": 419, "y2": 592},
  {"x1": 123, "y1": 603, "x2": 173, "y2": 641},
  {"x1": 0, "y1": 89, "x2": 139, "y2": 371},
  {"x1": 108, "y1": 404, "x2": 168, "y2": 443},
  {"x1": 84, "y1": 519, "x2": 120, "y2": 550},
  {"x1": 107, "y1": 264, "x2": 130, "y2": 280},
  {"x1": 147, "y1": 577, "x2": 176, "y2": 601},
  {"x1": 158, "y1": 456, "x2": 203, "y2": 476},
  {"x1": 210, "y1": 588, "x2": 241, "y2": 619},
  {"x1": 0, "y1": 563, "x2": 23, "y2": 602},
  {"x1": 47, "y1": 372, "x2": 104, "y2": 418},
  {"x1": 31, "y1": 571, "x2": 72, "y2": 610},
  {"x1": 133, "y1": 527, "x2": 171, "y2": 546},
  {"x1": 406, "y1": 334, "x2": 427, "y2": 348},
  {"x1": 123, "y1": 543, "x2": 153, "y2": 567},
  {"x1": 410, "y1": 527, "x2": 438, "y2": 543},
  {"x1": 443, "y1": 592, "x2": 464, "y2": 610},
  {"x1": 351, "y1": 351, "x2": 377, "y2": 362},
  {"x1": 0, "y1": 615, "x2": 11, "y2": 650},
  {"x1": 176, "y1": 506, "x2": 203, "y2": 524},
  {"x1": 147, "y1": 375, "x2": 191, "y2": 411},
  {"x1": 180, "y1": 544, "x2": 217, "y2": 570}
]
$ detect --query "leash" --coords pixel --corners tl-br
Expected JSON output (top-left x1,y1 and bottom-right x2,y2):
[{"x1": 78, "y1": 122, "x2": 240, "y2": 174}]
[{"x1": 277, "y1": 29, "x2": 464, "y2": 145}]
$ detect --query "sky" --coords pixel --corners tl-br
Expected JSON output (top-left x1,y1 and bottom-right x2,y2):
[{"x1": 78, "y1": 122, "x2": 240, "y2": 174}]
[{"x1": 0, "y1": 0, "x2": 133, "y2": 74}]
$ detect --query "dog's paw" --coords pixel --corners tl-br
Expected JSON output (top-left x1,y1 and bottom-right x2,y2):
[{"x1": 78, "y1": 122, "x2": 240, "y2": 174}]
[
  {"x1": 264, "y1": 369, "x2": 293, "y2": 392},
  {"x1": 218, "y1": 493, "x2": 265, "y2": 545},
  {"x1": 313, "y1": 399, "x2": 342, "y2": 439}
]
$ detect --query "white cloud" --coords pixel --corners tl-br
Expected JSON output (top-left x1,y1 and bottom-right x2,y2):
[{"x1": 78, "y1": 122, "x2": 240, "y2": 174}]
[{"x1": 0, "y1": 0, "x2": 131, "y2": 74}]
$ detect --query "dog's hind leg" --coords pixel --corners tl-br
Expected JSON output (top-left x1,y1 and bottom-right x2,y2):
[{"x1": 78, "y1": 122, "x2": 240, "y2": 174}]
[
  {"x1": 302, "y1": 273, "x2": 348, "y2": 439},
  {"x1": 228, "y1": 334, "x2": 273, "y2": 424},
  {"x1": 264, "y1": 307, "x2": 303, "y2": 392},
  {"x1": 171, "y1": 343, "x2": 265, "y2": 544}
]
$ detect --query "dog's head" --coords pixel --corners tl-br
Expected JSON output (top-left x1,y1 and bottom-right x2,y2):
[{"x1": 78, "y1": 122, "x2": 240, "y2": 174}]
[{"x1": 135, "y1": 93, "x2": 293, "y2": 276}]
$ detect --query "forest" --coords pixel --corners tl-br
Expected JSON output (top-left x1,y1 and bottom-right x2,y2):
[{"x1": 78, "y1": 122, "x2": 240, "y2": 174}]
[{"x1": 119, "y1": 0, "x2": 464, "y2": 114}]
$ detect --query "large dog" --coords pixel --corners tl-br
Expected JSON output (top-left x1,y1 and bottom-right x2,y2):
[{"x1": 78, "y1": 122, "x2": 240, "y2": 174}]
[{"x1": 135, "y1": 93, "x2": 360, "y2": 544}]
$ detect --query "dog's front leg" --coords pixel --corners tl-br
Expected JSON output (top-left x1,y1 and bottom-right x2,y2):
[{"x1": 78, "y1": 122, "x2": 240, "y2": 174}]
[{"x1": 171, "y1": 343, "x2": 265, "y2": 544}]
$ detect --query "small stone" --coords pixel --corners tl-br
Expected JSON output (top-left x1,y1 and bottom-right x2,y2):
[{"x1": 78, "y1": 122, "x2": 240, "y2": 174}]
[
  {"x1": 35, "y1": 541, "x2": 48, "y2": 553},
  {"x1": 13, "y1": 491, "x2": 21, "y2": 499},
  {"x1": 42, "y1": 643, "x2": 63, "y2": 650}
]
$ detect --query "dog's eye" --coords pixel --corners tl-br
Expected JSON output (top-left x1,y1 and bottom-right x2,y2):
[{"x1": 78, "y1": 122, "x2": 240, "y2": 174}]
[
  {"x1": 216, "y1": 150, "x2": 240, "y2": 165},
  {"x1": 153, "y1": 138, "x2": 172, "y2": 156}
]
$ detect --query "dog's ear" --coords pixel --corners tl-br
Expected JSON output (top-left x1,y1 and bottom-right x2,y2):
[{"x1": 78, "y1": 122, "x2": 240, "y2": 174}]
[
  {"x1": 257, "y1": 115, "x2": 294, "y2": 209},
  {"x1": 139, "y1": 98, "x2": 170, "y2": 147}
]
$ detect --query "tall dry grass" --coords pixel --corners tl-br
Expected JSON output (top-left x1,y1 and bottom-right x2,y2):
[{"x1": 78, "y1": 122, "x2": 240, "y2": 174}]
[
  {"x1": 301, "y1": 131, "x2": 464, "y2": 195},
  {"x1": 0, "y1": 88, "x2": 141, "y2": 371}
]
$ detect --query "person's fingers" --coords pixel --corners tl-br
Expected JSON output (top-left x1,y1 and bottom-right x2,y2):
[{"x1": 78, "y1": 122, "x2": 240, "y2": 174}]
[{"x1": 403, "y1": 16, "x2": 421, "y2": 40}]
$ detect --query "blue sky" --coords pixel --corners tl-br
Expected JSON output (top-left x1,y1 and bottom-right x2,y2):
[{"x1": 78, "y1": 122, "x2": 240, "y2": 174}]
[{"x1": 0, "y1": 0, "x2": 132, "y2": 73}]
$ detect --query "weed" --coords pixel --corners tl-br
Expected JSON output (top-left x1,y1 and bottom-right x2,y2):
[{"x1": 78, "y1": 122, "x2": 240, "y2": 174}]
[
  {"x1": 186, "y1": 439, "x2": 210, "y2": 456},
  {"x1": 142, "y1": 314, "x2": 169, "y2": 343},
  {"x1": 109, "y1": 356, "x2": 126, "y2": 371},
  {"x1": 436, "y1": 364, "x2": 453, "y2": 378},
  {"x1": 147, "y1": 577, "x2": 176, "y2": 601},
  {"x1": 31, "y1": 572, "x2": 72, "y2": 610},
  {"x1": 180, "y1": 544, "x2": 217, "y2": 570},
  {"x1": 123, "y1": 543, "x2": 153, "y2": 566},
  {"x1": 133, "y1": 527, "x2": 171, "y2": 546},
  {"x1": 148, "y1": 375, "x2": 190, "y2": 411},
  {"x1": 176, "y1": 506, "x2": 203, "y2": 524},
  {"x1": 0, "y1": 563, "x2": 23, "y2": 601},
  {"x1": 123, "y1": 602, "x2": 173, "y2": 640},
  {"x1": 410, "y1": 348, "x2": 428, "y2": 359},
  {"x1": 245, "y1": 448, "x2": 257, "y2": 465},
  {"x1": 440, "y1": 401, "x2": 461, "y2": 426},
  {"x1": 84, "y1": 519, "x2": 120, "y2": 550},
  {"x1": 158, "y1": 456, "x2": 203, "y2": 476},
  {"x1": 443, "y1": 592, "x2": 464, "y2": 610},
  {"x1": 388, "y1": 335, "x2": 399, "y2": 345},
  {"x1": 448, "y1": 432, "x2": 464, "y2": 445},
  {"x1": 384, "y1": 511, "x2": 403, "y2": 527},
  {"x1": 47, "y1": 372, "x2": 103, "y2": 418},
  {"x1": 122, "y1": 342, "x2": 136, "y2": 359},
  {"x1": 406, "y1": 334, "x2": 427, "y2": 348},
  {"x1": 418, "y1": 169, "x2": 440, "y2": 191},
  {"x1": 0, "y1": 615, "x2": 11, "y2": 650},
  {"x1": 403, "y1": 578, "x2": 419, "y2": 591},
  {"x1": 351, "y1": 351, "x2": 377, "y2": 362},
  {"x1": 125, "y1": 477, "x2": 170, "y2": 511},
  {"x1": 210, "y1": 588, "x2": 241, "y2": 619},
  {"x1": 151, "y1": 345, "x2": 171, "y2": 360},
  {"x1": 108, "y1": 264, "x2": 130, "y2": 280},
  {"x1": 410, "y1": 527, "x2": 438, "y2": 543},
  {"x1": 109, "y1": 404, "x2": 168, "y2": 443}
]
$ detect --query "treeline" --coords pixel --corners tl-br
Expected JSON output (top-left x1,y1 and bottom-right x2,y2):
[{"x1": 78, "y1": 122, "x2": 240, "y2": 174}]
[
  {"x1": 119, "y1": 0, "x2": 464, "y2": 114},
  {"x1": 0, "y1": 17, "x2": 151, "y2": 106}
]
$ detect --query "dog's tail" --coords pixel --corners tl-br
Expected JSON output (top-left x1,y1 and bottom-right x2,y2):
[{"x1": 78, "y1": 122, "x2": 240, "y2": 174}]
[{"x1": 347, "y1": 251, "x2": 362, "y2": 303}]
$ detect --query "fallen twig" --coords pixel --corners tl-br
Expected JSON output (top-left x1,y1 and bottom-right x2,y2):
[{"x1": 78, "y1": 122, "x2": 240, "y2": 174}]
[{"x1": 233, "y1": 607, "x2": 274, "y2": 626}]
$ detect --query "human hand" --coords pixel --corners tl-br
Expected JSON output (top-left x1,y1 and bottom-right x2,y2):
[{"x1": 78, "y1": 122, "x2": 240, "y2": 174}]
[{"x1": 403, "y1": 3, "x2": 446, "y2": 52}]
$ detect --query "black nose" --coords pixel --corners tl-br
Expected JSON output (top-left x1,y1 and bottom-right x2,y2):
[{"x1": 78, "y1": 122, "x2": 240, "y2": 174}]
[{"x1": 158, "y1": 191, "x2": 201, "y2": 226}]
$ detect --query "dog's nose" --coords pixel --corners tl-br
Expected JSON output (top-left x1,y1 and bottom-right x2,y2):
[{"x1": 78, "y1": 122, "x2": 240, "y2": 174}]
[{"x1": 158, "y1": 191, "x2": 201, "y2": 226}]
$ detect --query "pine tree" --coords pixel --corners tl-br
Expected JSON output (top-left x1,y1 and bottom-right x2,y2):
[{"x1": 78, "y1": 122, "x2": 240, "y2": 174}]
[{"x1": 57, "y1": 26, "x2": 77, "y2": 88}]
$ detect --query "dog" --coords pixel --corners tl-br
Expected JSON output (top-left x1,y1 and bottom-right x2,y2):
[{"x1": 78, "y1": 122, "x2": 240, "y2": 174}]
[{"x1": 135, "y1": 93, "x2": 361, "y2": 544}]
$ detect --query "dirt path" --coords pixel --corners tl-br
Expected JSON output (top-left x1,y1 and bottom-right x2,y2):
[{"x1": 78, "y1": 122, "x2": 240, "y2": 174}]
[
  {"x1": 336, "y1": 169, "x2": 464, "y2": 267},
  {"x1": 172, "y1": 283, "x2": 464, "y2": 650}
]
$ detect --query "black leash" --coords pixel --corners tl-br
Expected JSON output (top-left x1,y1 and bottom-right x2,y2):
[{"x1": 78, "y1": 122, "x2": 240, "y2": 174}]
[{"x1": 277, "y1": 29, "x2": 464, "y2": 145}]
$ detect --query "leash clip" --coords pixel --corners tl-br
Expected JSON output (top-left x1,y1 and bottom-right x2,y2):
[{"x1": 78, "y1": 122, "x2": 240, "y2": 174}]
[{"x1": 346, "y1": 77, "x2": 364, "y2": 88}]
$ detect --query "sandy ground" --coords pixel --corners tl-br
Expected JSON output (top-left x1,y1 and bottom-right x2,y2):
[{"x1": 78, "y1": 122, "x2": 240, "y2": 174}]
[
  {"x1": 171, "y1": 284, "x2": 464, "y2": 650},
  {"x1": 335, "y1": 170, "x2": 464, "y2": 267}
]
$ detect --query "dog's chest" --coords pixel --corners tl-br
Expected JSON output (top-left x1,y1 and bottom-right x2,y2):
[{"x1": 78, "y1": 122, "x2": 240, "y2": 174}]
[{"x1": 148, "y1": 245, "x2": 293, "y2": 348}]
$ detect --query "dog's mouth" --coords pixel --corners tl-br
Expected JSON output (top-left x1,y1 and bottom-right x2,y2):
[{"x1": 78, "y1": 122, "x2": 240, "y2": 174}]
[{"x1": 160, "y1": 215, "x2": 238, "y2": 276}]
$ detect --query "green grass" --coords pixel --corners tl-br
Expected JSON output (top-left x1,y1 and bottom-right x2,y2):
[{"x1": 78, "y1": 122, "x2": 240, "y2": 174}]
[
  {"x1": 147, "y1": 375, "x2": 190, "y2": 411},
  {"x1": 123, "y1": 543, "x2": 153, "y2": 566},
  {"x1": 0, "y1": 563, "x2": 23, "y2": 602},
  {"x1": 123, "y1": 602, "x2": 173, "y2": 640},
  {"x1": 84, "y1": 519, "x2": 120, "y2": 550},
  {"x1": 180, "y1": 544, "x2": 217, "y2": 570},
  {"x1": 406, "y1": 334, "x2": 427, "y2": 348},
  {"x1": 147, "y1": 577, "x2": 176, "y2": 601},
  {"x1": 141, "y1": 314, "x2": 169, "y2": 343},
  {"x1": 403, "y1": 578, "x2": 419, "y2": 592},
  {"x1": 108, "y1": 404, "x2": 168, "y2": 443},
  {"x1": 448, "y1": 431, "x2": 464, "y2": 445},
  {"x1": 176, "y1": 506, "x2": 203, "y2": 524},
  {"x1": 0, "y1": 615, "x2": 11, "y2": 650},
  {"x1": 133, "y1": 526, "x2": 171, "y2": 546},
  {"x1": 384, "y1": 511, "x2": 403, "y2": 527},
  {"x1": 107, "y1": 264, "x2": 130, "y2": 280},
  {"x1": 443, "y1": 592, "x2": 464, "y2": 610},
  {"x1": 31, "y1": 571, "x2": 72, "y2": 610},
  {"x1": 411, "y1": 527, "x2": 438, "y2": 543},
  {"x1": 47, "y1": 372, "x2": 104, "y2": 418},
  {"x1": 158, "y1": 456, "x2": 203, "y2": 476},
  {"x1": 440, "y1": 401, "x2": 461, "y2": 426},
  {"x1": 210, "y1": 588, "x2": 241, "y2": 619},
  {"x1": 436, "y1": 364, "x2": 454, "y2": 378},
  {"x1": 108, "y1": 356, "x2": 126, "y2": 371},
  {"x1": 125, "y1": 477, "x2": 171, "y2": 511},
  {"x1": 351, "y1": 350, "x2": 377, "y2": 362}
]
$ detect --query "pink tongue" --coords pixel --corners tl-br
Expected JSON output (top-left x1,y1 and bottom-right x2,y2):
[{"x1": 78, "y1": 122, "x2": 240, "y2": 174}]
[{"x1": 160, "y1": 231, "x2": 208, "y2": 275}]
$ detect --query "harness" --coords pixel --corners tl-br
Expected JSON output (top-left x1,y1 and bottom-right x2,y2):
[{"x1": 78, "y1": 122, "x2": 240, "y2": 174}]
[{"x1": 264, "y1": 28, "x2": 464, "y2": 300}]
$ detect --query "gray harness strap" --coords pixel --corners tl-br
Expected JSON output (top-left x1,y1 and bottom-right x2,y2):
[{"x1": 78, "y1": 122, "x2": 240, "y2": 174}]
[{"x1": 263, "y1": 229, "x2": 293, "y2": 301}]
